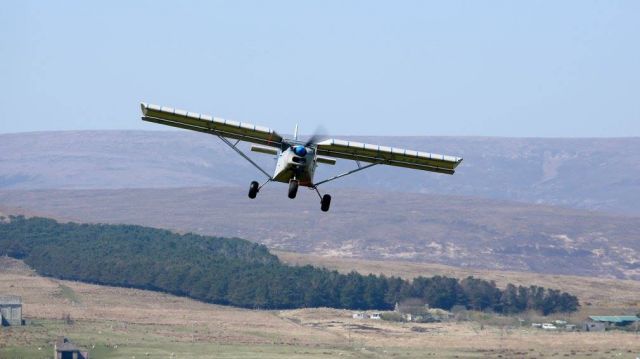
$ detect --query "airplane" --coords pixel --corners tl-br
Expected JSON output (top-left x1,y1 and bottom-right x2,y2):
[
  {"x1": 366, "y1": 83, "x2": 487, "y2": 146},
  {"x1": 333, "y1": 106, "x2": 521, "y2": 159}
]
[{"x1": 140, "y1": 103, "x2": 463, "y2": 212}]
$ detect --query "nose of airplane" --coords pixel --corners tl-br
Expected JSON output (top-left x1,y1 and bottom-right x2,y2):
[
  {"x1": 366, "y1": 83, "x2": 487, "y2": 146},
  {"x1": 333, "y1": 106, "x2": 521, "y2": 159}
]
[{"x1": 293, "y1": 145, "x2": 307, "y2": 157}]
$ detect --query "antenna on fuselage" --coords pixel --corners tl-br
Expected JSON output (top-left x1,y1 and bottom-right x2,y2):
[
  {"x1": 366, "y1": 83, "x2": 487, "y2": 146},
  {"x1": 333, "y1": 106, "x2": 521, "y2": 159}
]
[{"x1": 294, "y1": 124, "x2": 299, "y2": 141}]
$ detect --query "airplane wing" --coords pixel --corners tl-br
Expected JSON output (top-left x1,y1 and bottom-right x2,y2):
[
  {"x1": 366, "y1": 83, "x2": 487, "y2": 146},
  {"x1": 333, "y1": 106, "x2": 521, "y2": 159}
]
[
  {"x1": 140, "y1": 103, "x2": 283, "y2": 148},
  {"x1": 316, "y1": 139, "x2": 462, "y2": 174}
]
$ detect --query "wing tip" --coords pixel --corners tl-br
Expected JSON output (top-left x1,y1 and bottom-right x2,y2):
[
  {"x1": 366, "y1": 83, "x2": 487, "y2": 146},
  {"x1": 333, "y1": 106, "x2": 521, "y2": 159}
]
[
  {"x1": 140, "y1": 102, "x2": 148, "y2": 116},
  {"x1": 450, "y1": 157, "x2": 463, "y2": 171}
]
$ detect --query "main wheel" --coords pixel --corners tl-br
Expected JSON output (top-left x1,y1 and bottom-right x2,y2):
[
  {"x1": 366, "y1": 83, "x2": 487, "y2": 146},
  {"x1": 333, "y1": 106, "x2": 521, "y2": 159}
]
[
  {"x1": 248, "y1": 181, "x2": 259, "y2": 199},
  {"x1": 321, "y1": 194, "x2": 331, "y2": 212},
  {"x1": 288, "y1": 180, "x2": 299, "y2": 199}
]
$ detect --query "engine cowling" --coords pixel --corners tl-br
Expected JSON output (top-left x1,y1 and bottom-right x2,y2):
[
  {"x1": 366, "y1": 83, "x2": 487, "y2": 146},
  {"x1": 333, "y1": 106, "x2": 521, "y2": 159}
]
[{"x1": 292, "y1": 145, "x2": 307, "y2": 157}]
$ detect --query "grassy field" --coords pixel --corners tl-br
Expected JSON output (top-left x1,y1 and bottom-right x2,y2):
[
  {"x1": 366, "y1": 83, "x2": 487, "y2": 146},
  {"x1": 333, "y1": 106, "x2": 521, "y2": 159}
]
[{"x1": 1, "y1": 256, "x2": 640, "y2": 358}]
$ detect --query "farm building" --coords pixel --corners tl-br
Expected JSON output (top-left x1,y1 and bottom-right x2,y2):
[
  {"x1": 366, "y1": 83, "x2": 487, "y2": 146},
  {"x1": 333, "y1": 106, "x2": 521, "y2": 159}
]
[
  {"x1": 583, "y1": 316, "x2": 640, "y2": 331},
  {"x1": 588, "y1": 316, "x2": 640, "y2": 327},
  {"x1": 582, "y1": 322, "x2": 605, "y2": 332},
  {"x1": 0, "y1": 295, "x2": 22, "y2": 326},
  {"x1": 54, "y1": 337, "x2": 89, "y2": 359}
]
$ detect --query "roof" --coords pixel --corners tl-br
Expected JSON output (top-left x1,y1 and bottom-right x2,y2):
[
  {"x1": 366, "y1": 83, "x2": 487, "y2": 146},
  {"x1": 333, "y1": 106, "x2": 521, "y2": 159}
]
[
  {"x1": 589, "y1": 315, "x2": 640, "y2": 323},
  {"x1": 56, "y1": 343, "x2": 81, "y2": 352},
  {"x1": 0, "y1": 296, "x2": 21, "y2": 305},
  {"x1": 55, "y1": 337, "x2": 82, "y2": 352}
]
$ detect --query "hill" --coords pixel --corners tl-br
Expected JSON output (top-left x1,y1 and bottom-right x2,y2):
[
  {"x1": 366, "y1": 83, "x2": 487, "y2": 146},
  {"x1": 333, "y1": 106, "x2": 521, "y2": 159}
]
[
  {"x1": 1, "y1": 187, "x2": 639, "y2": 280},
  {"x1": 1, "y1": 215, "x2": 579, "y2": 313},
  {"x1": 1, "y1": 131, "x2": 640, "y2": 215}
]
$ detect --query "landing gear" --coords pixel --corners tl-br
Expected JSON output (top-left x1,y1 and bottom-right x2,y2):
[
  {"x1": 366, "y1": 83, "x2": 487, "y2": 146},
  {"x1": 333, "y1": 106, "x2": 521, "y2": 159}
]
[
  {"x1": 321, "y1": 194, "x2": 331, "y2": 212},
  {"x1": 248, "y1": 181, "x2": 259, "y2": 199},
  {"x1": 313, "y1": 186, "x2": 332, "y2": 212},
  {"x1": 288, "y1": 179, "x2": 299, "y2": 199}
]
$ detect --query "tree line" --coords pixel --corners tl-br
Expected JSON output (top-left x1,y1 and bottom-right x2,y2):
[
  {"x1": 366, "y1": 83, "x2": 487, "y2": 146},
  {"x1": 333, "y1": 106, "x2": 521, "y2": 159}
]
[{"x1": 0, "y1": 216, "x2": 579, "y2": 314}]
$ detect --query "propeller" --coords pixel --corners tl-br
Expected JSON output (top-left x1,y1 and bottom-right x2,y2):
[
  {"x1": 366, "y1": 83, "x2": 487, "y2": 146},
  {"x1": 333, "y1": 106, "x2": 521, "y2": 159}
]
[
  {"x1": 282, "y1": 126, "x2": 328, "y2": 153},
  {"x1": 304, "y1": 126, "x2": 328, "y2": 147}
]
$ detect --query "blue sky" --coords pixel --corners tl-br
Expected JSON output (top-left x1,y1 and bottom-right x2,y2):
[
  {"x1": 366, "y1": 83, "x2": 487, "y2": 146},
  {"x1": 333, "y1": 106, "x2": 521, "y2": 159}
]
[{"x1": 1, "y1": 1, "x2": 638, "y2": 136}]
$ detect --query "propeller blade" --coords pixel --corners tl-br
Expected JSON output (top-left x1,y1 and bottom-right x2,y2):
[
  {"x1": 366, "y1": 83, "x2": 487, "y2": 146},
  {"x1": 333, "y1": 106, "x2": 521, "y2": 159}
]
[{"x1": 305, "y1": 126, "x2": 328, "y2": 147}]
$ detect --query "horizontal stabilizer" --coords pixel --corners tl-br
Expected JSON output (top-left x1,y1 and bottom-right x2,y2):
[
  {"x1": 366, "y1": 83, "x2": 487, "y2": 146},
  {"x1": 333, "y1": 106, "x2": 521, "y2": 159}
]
[
  {"x1": 316, "y1": 156, "x2": 337, "y2": 165},
  {"x1": 250, "y1": 145, "x2": 279, "y2": 155}
]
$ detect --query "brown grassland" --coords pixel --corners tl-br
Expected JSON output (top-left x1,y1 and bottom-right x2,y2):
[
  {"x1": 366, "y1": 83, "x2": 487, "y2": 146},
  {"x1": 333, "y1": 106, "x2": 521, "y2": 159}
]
[{"x1": 1, "y1": 255, "x2": 639, "y2": 358}]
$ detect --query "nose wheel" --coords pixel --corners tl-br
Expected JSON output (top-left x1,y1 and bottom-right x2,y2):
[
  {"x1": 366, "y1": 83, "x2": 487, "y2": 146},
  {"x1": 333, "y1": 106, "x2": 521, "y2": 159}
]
[
  {"x1": 288, "y1": 180, "x2": 299, "y2": 199},
  {"x1": 248, "y1": 181, "x2": 259, "y2": 199}
]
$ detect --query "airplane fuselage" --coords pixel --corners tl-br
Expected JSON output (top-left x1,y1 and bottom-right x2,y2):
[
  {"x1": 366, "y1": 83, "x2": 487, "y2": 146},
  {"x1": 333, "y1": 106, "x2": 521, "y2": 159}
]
[{"x1": 273, "y1": 144, "x2": 317, "y2": 187}]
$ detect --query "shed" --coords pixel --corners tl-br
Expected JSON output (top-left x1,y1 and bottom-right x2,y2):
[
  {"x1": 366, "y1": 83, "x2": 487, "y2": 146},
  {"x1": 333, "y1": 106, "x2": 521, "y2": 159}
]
[
  {"x1": 582, "y1": 322, "x2": 605, "y2": 332},
  {"x1": 54, "y1": 337, "x2": 89, "y2": 359},
  {"x1": 0, "y1": 296, "x2": 22, "y2": 326},
  {"x1": 588, "y1": 316, "x2": 640, "y2": 327}
]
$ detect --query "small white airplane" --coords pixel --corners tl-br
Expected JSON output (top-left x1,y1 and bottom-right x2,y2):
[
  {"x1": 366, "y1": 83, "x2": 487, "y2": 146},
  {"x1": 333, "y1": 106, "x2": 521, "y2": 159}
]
[{"x1": 140, "y1": 103, "x2": 462, "y2": 211}]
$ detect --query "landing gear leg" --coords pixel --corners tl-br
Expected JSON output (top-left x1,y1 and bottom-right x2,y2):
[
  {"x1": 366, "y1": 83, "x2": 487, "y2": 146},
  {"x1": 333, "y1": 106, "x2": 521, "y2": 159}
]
[
  {"x1": 248, "y1": 181, "x2": 259, "y2": 199},
  {"x1": 312, "y1": 186, "x2": 331, "y2": 212},
  {"x1": 288, "y1": 179, "x2": 299, "y2": 199},
  {"x1": 321, "y1": 194, "x2": 332, "y2": 212}
]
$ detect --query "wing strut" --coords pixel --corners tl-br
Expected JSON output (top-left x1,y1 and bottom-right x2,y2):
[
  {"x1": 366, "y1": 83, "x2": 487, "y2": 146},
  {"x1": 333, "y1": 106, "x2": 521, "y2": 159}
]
[
  {"x1": 313, "y1": 162, "x2": 379, "y2": 187},
  {"x1": 216, "y1": 133, "x2": 273, "y2": 180}
]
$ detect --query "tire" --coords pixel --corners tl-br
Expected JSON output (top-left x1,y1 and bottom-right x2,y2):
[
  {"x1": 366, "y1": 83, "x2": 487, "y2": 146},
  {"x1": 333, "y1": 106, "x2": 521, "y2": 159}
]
[
  {"x1": 248, "y1": 181, "x2": 259, "y2": 199},
  {"x1": 321, "y1": 194, "x2": 331, "y2": 212},
  {"x1": 288, "y1": 180, "x2": 298, "y2": 199}
]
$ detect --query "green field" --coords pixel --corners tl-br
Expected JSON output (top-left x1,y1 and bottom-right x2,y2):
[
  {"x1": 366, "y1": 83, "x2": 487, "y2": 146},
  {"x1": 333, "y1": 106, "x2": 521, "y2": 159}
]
[
  {"x1": 0, "y1": 319, "x2": 480, "y2": 359},
  {"x1": 1, "y1": 255, "x2": 639, "y2": 359},
  {"x1": 3, "y1": 317, "x2": 640, "y2": 359}
]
